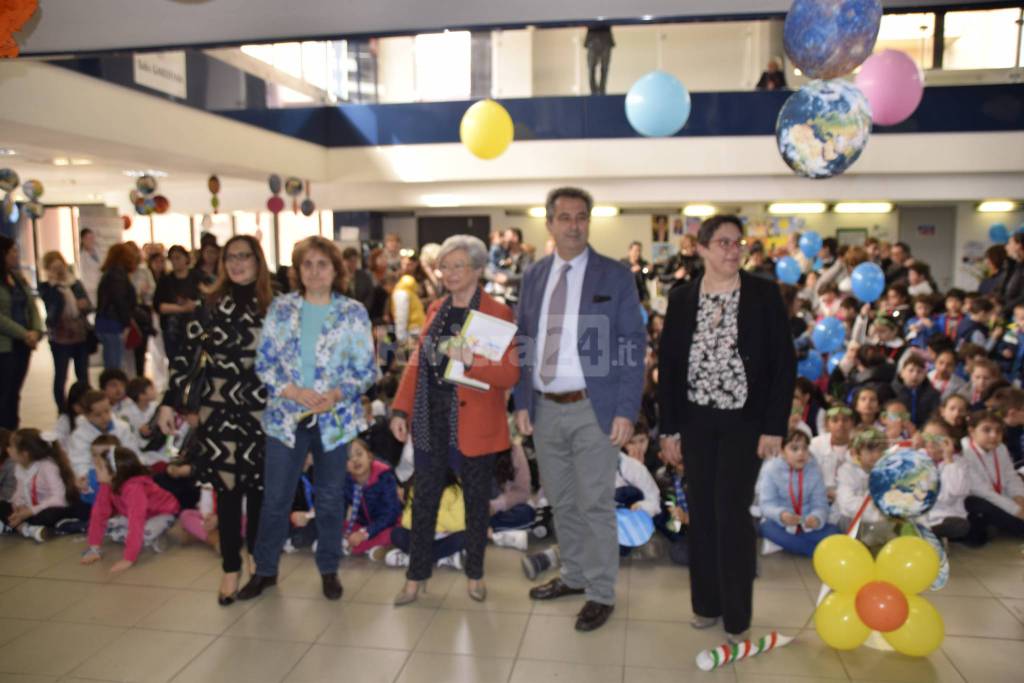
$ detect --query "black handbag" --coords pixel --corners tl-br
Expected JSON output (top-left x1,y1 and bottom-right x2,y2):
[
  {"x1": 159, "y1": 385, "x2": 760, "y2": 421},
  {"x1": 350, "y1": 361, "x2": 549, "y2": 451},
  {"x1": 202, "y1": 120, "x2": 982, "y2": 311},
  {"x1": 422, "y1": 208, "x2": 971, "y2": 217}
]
[{"x1": 178, "y1": 306, "x2": 211, "y2": 413}]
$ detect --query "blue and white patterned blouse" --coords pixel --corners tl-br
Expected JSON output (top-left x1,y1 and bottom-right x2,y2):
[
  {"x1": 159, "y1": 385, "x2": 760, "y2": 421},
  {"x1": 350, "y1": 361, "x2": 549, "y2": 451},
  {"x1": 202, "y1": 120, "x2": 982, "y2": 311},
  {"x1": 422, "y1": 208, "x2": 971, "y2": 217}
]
[{"x1": 256, "y1": 292, "x2": 378, "y2": 451}]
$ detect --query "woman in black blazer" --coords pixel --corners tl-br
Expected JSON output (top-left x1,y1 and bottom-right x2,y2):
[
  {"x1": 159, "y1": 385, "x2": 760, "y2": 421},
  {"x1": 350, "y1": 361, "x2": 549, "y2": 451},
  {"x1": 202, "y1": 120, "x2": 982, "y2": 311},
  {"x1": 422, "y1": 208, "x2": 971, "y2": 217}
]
[{"x1": 657, "y1": 215, "x2": 796, "y2": 642}]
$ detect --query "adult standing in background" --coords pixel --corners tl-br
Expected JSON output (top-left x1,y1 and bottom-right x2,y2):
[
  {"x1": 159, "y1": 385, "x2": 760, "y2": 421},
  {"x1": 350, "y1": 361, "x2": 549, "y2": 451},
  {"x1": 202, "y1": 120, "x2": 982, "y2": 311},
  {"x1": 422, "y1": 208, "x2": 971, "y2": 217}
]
[
  {"x1": 584, "y1": 25, "x2": 614, "y2": 95},
  {"x1": 240, "y1": 236, "x2": 377, "y2": 602},
  {"x1": 621, "y1": 240, "x2": 652, "y2": 304},
  {"x1": 154, "y1": 246, "x2": 201, "y2": 365},
  {"x1": 514, "y1": 187, "x2": 646, "y2": 632},
  {"x1": 342, "y1": 246, "x2": 374, "y2": 310},
  {"x1": 0, "y1": 236, "x2": 43, "y2": 429},
  {"x1": 78, "y1": 227, "x2": 101, "y2": 307},
  {"x1": 127, "y1": 242, "x2": 156, "y2": 377},
  {"x1": 38, "y1": 251, "x2": 92, "y2": 411},
  {"x1": 658, "y1": 215, "x2": 796, "y2": 643},
  {"x1": 389, "y1": 234, "x2": 519, "y2": 605},
  {"x1": 94, "y1": 243, "x2": 138, "y2": 372}
]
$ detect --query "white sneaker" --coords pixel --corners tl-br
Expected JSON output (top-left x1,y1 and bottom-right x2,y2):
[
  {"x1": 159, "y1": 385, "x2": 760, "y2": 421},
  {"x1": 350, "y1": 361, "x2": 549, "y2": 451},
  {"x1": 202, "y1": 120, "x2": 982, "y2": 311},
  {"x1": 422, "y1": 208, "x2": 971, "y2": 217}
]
[
  {"x1": 21, "y1": 525, "x2": 50, "y2": 544},
  {"x1": 761, "y1": 538, "x2": 783, "y2": 556},
  {"x1": 385, "y1": 549, "x2": 410, "y2": 568},
  {"x1": 282, "y1": 539, "x2": 297, "y2": 554},
  {"x1": 492, "y1": 529, "x2": 529, "y2": 551},
  {"x1": 436, "y1": 551, "x2": 464, "y2": 571},
  {"x1": 342, "y1": 539, "x2": 352, "y2": 557}
]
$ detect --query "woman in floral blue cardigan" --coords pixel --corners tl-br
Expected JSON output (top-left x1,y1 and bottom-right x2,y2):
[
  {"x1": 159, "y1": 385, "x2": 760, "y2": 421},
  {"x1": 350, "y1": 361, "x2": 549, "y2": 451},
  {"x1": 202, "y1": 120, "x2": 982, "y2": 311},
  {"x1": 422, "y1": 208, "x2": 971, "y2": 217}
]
[{"x1": 239, "y1": 236, "x2": 378, "y2": 602}]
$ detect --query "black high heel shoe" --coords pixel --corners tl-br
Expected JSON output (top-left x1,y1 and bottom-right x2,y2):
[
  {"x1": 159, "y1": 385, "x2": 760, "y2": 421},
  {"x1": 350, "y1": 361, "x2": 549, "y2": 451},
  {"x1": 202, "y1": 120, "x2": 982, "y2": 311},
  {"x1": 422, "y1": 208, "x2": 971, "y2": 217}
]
[{"x1": 218, "y1": 572, "x2": 240, "y2": 606}]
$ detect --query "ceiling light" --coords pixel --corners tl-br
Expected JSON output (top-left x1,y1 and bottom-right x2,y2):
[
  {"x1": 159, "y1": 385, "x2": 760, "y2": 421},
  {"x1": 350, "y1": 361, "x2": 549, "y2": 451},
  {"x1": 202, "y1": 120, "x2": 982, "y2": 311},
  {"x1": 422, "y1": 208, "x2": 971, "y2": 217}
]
[
  {"x1": 53, "y1": 157, "x2": 70, "y2": 166},
  {"x1": 0, "y1": 149, "x2": 16, "y2": 156},
  {"x1": 421, "y1": 194, "x2": 461, "y2": 208},
  {"x1": 683, "y1": 204, "x2": 716, "y2": 217},
  {"x1": 527, "y1": 206, "x2": 546, "y2": 218},
  {"x1": 69, "y1": 158, "x2": 93, "y2": 166},
  {"x1": 591, "y1": 206, "x2": 619, "y2": 218},
  {"x1": 978, "y1": 200, "x2": 1017, "y2": 213},
  {"x1": 122, "y1": 169, "x2": 168, "y2": 178},
  {"x1": 640, "y1": 15, "x2": 654, "y2": 21},
  {"x1": 833, "y1": 201, "x2": 894, "y2": 214},
  {"x1": 768, "y1": 202, "x2": 827, "y2": 215}
]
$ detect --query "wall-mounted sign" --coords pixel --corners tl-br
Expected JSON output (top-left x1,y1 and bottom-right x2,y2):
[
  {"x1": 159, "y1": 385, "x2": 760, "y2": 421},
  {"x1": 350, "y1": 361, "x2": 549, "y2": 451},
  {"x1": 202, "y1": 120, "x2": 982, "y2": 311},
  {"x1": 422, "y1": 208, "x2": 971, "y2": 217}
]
[{"x1": 133, "y1": 51, "x2": 187, "y2": 99}]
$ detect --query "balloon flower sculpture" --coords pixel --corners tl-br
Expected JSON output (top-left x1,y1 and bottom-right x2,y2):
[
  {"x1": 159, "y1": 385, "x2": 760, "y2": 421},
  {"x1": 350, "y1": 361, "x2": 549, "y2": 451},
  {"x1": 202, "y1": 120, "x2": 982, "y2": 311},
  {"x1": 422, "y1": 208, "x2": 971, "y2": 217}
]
[{"x1": 813, "y1": 534, "x2": 944, "y2": 656}]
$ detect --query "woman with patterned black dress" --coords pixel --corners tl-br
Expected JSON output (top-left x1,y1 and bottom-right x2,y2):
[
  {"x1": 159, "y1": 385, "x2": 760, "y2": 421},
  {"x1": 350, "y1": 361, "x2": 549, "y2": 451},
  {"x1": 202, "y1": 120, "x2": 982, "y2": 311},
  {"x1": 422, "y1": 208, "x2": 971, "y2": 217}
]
[
  {"x1": 158, "y1": 235, "x2": 273, "y2": 606},
  {"x1": 658, "y1": 215, "x2": 796, "y2": 643}
]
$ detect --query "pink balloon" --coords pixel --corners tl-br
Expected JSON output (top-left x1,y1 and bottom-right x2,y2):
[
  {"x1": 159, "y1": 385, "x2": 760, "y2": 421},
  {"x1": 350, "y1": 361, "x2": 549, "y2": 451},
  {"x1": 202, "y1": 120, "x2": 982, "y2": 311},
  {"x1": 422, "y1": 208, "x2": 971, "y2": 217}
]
[{"x1": 855, "y1": 50, "x2": 924, "y2": 126}]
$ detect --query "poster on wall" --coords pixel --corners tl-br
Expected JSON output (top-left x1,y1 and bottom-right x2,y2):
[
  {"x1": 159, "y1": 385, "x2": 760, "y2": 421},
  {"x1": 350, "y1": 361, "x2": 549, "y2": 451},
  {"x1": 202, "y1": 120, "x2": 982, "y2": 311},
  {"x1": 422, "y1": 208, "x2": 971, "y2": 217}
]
[
  {"x1": 837, "y1": 228, "x2": 868, "y2": 247},
  {"x1": 684, "y1": 217, "x2": 701, "y2": 235},
  {"x1": 133, "y1": 51, "x2": 187, "y2": 99},
  {"x1": 652, "y1": 215, "x2": 669, "y2": 242},
  {"x1": 672, "y1": 217, "x2": 684, "y2": 236},
  {"x1": 651, "y1": 241, "x2": 676, "y2": 263}
]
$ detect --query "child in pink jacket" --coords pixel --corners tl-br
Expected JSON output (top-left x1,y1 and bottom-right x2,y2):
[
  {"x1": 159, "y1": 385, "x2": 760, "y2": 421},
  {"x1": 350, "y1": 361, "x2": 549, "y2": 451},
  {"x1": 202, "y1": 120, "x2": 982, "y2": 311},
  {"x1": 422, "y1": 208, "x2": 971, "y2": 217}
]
[{"x1": 81, "y1": 446, "x2": 180, "y2": 573}]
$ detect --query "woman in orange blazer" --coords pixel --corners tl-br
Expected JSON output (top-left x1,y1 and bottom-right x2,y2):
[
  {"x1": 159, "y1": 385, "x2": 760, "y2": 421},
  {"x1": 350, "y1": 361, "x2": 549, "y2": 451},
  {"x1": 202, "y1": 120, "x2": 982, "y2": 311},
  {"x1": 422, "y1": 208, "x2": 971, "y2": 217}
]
[{"x1": 390, "y1": 234, "x2": 519, "y2": 605}]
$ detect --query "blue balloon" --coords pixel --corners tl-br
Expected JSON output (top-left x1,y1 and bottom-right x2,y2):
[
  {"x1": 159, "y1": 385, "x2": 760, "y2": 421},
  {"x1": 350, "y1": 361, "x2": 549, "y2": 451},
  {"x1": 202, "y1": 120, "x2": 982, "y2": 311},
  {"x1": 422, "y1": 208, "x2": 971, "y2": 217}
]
[
  {"x1": 989, "y1": 223, "x2": 1009, "y2": 245},
  {"x1": 827, "y1": 353, "x2": 843, "y2": 374},
  {"x1": 798, "y1": 349, "x2": 824, "y2": 381},
  {"x1": 851, "y1": 261, "x2": 885, "y2": 303},
  {"x1": 812, "y1": 316, "x2": 846, "y2": 354},
  {"x1": 798, "y1": 231, "x2": 823, "y2": 260},
  {"x1": 813, "y1": 257, "x2": 824, "y2": 271},
  {"x1": 775, "y1": 256, "x2": 802, "y2": 284},
  {"x1": 625, "y1": 70, "x2": 692, "y2": 137}
]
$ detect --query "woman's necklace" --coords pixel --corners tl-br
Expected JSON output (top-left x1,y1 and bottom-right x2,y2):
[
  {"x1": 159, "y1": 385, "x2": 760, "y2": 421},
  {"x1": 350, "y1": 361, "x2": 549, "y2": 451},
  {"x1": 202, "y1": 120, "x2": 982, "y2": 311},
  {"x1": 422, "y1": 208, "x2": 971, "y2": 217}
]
[{"x1": 701, "y1": 274, "x2": 740, "y2": 329}]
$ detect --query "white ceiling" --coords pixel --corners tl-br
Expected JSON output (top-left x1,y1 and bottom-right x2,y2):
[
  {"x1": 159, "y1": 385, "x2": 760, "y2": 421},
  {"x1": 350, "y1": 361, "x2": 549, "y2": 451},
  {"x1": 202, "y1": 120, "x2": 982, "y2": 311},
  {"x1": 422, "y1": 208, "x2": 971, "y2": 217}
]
[{"x1": 16, "y1": 0, "x2": 1007, "y2": 55}]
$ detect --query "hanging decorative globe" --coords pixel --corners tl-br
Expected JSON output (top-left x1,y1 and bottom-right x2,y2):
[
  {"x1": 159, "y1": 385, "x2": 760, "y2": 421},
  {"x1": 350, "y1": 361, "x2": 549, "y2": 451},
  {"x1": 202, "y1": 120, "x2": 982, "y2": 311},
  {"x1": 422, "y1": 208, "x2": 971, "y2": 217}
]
[{"x1": 776, "y1": 79, "x2": 872, "y2": 179}]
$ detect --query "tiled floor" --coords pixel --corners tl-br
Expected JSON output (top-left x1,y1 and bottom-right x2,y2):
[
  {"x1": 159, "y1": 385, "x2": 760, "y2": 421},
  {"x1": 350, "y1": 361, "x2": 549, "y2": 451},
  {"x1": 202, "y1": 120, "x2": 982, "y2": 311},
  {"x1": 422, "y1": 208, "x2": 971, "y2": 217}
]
[{"x1": 0, "y1": 348, "x2": 1021, "y2": 682}]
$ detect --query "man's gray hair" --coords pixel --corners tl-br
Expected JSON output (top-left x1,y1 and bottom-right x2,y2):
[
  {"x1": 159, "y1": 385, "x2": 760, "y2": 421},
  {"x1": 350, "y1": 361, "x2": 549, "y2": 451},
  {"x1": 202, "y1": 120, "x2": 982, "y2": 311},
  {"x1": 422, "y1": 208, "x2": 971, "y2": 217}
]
[
  {"x1": 437, "y1": 234, "x2": 488, "y2": 270},
  {"x1": 545, "y1": 187, "x2": 594, "y2": 220}
]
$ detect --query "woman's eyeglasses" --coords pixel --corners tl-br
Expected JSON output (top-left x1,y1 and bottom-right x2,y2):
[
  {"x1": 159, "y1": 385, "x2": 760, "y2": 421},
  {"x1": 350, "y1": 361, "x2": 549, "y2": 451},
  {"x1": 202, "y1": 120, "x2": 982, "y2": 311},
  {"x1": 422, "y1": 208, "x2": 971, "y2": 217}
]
[{"x1": 225, "y1": 252, "x2": 254, "y2": 263}]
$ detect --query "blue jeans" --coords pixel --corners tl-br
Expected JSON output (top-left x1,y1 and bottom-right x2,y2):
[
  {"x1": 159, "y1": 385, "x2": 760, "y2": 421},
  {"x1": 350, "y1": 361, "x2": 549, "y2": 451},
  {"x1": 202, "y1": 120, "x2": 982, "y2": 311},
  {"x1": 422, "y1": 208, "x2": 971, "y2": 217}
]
[
  {"x1": 489, "y1": 503, "x2": 536, "y2": 531},
  {"x1": 50, "y1": 342, "x2": 89, "y2": 411},
  {"x1": 98, "y1": 331, "x2": 123, "y2": 371},
  {"x1": 254, "y1": 427, "x2": 349, "y2": 576},
  {"x1": 759, "y1": 519, "x2": 840, "y2": 558}
]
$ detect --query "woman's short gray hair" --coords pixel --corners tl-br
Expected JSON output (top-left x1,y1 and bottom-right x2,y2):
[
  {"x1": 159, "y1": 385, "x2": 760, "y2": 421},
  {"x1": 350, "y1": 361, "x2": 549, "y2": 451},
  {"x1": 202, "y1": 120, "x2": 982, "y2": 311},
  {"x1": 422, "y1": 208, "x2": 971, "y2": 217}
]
[{"x1": 437, "y1": 235, "x2": 488, "y2": 271}]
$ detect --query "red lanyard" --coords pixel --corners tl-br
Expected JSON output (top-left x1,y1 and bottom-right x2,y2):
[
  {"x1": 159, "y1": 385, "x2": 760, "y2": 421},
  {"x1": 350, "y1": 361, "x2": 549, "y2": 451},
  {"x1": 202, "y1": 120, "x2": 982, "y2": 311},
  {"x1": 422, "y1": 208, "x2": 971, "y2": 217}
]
[
  {"x1": 932, "y1": 373, "x2": 950, "y2": 395},
  {"x1": 946, "y1": 315, "x2": 960, "y2": 339},
  {"x1": 788, "y1": 467, "x2": 804, "y2": 518},
  {"x1": 30, "y1": 474, "x2": 38, "y2": 506},
  {"x1": 969, "y1": 438, "x2": 1002, "y2": 494}
]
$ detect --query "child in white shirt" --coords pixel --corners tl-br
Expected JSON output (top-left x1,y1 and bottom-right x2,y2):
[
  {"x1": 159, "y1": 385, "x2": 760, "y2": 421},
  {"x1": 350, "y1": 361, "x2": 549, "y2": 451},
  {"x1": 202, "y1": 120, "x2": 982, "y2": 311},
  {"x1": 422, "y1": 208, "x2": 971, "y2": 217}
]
[
  {"x1": 916, "y1": 419, "x2": 970, "y2": 540},
  {"x1": 836, "y1": 426, "x2": 893, "y2": 548},
  {"x1": 809, "y1": 405, "x2": 854, "y2": 502},
  {"x1": 961, "y1": 411, "x2": 1024, "y2": 546}
]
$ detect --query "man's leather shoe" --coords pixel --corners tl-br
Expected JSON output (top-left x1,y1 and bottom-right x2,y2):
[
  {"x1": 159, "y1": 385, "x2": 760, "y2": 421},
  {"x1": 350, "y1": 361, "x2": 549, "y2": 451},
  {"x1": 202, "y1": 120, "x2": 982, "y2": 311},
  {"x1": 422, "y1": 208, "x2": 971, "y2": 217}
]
[
  {"x1": 321, "y1": 573, "x2": 343, "y2": 601},
  {"x1": 575, "y1": 601, "x2": 614, "y2": 632},
  {"x1": 237, "y1": 574, "x2": 277, "y2": 601},
  {"x1": 528, "y1": 578, "x2": 585, "y2": 601}
]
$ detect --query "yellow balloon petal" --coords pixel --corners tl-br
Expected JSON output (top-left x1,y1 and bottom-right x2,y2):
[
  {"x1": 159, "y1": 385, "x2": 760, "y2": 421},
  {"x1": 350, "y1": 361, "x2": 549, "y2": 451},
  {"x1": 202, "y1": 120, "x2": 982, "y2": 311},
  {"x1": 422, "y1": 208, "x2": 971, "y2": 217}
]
[
  {"x1": 815, "y1": 592, "x2": 872, "y2": 650},
  {"x1": 882, "y1": 596, "x2": 945, "y2": 657},
  {"x1": 459, "y1": 100, "x2": 514, "y2": 160},
  {"x1": 876, "y1": 537, "x2": 940, "y2": 595},
  {"x1": 813, "y1": 534, "x2": 875, "y2": 593}
]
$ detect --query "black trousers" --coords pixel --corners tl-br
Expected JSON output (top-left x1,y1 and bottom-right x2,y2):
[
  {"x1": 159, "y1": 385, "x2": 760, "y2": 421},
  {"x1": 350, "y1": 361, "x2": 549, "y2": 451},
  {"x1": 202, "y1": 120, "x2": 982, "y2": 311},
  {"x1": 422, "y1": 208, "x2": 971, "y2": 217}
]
[
  {"x1": 217, "y1": 487, "x2": 263, "y2": 573},
  {"x1": 0, "y1": 501, "x2": 73, "y2": 528},
  {"x1": 965, "y1": 496, "x2": 1024, "y2": 546},
  {"x1": 408, "y1": 446, "x2": 494, "y2": 582},
  {"x1": 0, "y1": 342, "x2": 31, "y2": 430},
  {"x1": 681, "y1": 403, "x2": 763, "y2": 635}
]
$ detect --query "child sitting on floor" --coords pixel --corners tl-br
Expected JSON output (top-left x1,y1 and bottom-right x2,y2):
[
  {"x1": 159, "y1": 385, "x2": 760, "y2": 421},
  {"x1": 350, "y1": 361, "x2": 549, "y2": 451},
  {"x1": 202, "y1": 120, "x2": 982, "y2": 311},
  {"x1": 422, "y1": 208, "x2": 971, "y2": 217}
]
[
  {"x1": 915, "y1": 419, "x2": 970, "y2": 541},
  {"x1": 836, "y1": 426, "x2": 894, "y2": 548},
  {"x1": 0, "y1": 429, "x2": 79, "y2": 543},
  {"x1": 757, "y1": 430, "x2": 839, "y2": 557},
  {"x1": 810, "y1": 405, "x2": 855, "y2": 503},
  {"x1": 385, "y1": 468, "x2": 465, "y2": 571},
  {"x1": 121, "y1": 377, "x2": 159, "y2": 442},
  {"x1": 68, "y1": 390, "x2": 139, "y2": 487},
  {"x1": 488, "y1": 443, "x2": 535, "y2": 551},
  {"x1": 881, "y1": 399, "x2": 916, "y2": 445},
  {"x1": 653, "y1": 447, "x2": 689, "y2": 566},
  {"x1": 341, "y1": 438, "x2": 402, "y2": 560},
  {"x1": 961, "y1": 411, "x2": 1024, "y2": 546},
  {"x1": 81, "y1": 446, "x2": 180, "y2": 573}
]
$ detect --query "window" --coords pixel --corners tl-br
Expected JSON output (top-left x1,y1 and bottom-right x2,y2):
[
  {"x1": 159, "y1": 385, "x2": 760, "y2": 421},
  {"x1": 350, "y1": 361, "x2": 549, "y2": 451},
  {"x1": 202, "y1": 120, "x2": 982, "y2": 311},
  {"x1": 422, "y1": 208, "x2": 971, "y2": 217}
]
[
  {"x1": 276, "y1": 211, "x2": 323, "y2": 266},
  {"x1": 234, "y1": 211, "x2": 277, "y2": 269},
  {"x1": 193, "y1": 213, "x2": 233, "y2": 248},
  {"x1": 151, "y1": 213, "x2": 191, "y2": 249},
  {"x1": 875, "y1": 13, "x2": 935, "y2": 70},
  {"x1": 943, "y1": 8, "x2": 1023, "y2": 70},
  {"x1": 414, "y1": 31, "x2": 471, "y2": 101}
]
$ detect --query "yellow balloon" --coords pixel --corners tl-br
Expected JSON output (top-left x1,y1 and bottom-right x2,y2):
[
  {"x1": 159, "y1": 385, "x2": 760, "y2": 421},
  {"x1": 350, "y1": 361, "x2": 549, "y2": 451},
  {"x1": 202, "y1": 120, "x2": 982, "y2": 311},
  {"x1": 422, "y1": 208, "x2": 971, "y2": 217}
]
[
  {"x1": 815, "y1": 592, "x2": 872, "y2": 650},
  {"x1": 459, "y1": 99, "x2": 514, "y2": 160},
  {"x1": 813, "y1": 534, "x2": 875, "y2": 593},
  {"x1": 876, "y1": 537, "x2": 939, "y2": 595},
  {"x1": 882, "y1": 595, "x2": 944, "y2": 657}
]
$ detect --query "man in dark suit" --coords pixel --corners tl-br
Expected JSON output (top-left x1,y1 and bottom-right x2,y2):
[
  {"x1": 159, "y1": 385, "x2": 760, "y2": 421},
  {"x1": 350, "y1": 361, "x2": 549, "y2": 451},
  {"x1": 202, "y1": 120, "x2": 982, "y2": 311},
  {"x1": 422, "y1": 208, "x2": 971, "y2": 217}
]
[
  {"x1": 342, "y1": 247, "x2": 374, "y2": 310},
  {"x1": 514, "y1": 187, "x2": 645, "y2": 632}
]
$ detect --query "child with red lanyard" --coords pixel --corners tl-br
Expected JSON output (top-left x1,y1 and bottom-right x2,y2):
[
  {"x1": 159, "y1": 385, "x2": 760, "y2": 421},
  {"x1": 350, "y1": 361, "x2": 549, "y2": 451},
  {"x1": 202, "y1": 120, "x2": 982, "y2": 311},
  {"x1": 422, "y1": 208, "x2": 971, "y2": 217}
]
[
  {"x1": 81, "y1": 446, "x2": 180, "y2": 573},
  {"x1": 756, "y1": 430, "x2": 839, "y2": 557},
  {"x1": 961, "y1": 411, "x2": 1024, "y2": 546}
]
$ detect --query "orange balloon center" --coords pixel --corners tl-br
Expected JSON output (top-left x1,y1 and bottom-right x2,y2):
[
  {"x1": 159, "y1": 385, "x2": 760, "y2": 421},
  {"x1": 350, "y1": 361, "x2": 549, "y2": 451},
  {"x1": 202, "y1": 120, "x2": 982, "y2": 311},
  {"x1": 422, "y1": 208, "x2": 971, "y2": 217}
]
[{"x1": 855, "y1": 580, "x2": 909, "y2": 632}]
